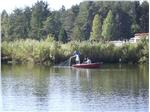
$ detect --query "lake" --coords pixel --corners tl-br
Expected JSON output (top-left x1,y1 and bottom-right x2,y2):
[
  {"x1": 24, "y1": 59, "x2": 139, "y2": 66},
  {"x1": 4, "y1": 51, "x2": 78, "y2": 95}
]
[{"x1": 0, "y1": 64, "x2": 149, "y2": 112}]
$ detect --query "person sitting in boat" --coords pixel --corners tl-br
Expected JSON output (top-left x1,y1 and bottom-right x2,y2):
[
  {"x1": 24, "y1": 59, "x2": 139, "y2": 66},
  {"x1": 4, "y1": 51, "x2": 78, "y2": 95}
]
[
  {"x1": 83, "y1": 57, "x2": 87, "y2": 63},
  {"x1": 71, "y1": 50, "x2": 80, "y2": 64},
  {"x1": 86, "y1": 57, "x2": 91, "y2": 64},
  {"x1": 83, "y1": 57, "x2": 91, "y2": 64}
]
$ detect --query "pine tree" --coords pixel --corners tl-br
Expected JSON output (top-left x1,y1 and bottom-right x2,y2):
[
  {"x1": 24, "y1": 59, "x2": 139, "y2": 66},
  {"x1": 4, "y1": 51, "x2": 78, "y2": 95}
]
[
  {"x1": 90, "y1": 14, "x2": 102, "y2": 40},
  {"x1": 102, "y1": 10, "x2": 116, "y2": 40}
]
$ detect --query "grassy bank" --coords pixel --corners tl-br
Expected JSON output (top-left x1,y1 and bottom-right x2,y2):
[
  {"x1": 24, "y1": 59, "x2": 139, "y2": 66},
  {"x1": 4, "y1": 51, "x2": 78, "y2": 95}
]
[{"x1": 1, "y1": 36, "x2": 149, "y2": 65}]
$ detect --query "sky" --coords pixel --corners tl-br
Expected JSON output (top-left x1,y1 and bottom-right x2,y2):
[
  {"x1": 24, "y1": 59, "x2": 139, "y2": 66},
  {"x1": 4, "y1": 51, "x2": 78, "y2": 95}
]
[
  {"x1": 0, "y1": 0, "x2": 84, "y2": 13},
  {"x1": 0, "y1": 0, "x2": 144, "y2": 13}
]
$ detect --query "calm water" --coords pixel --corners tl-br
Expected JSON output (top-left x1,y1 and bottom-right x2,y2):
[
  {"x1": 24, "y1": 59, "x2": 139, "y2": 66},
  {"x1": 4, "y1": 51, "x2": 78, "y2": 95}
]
[{"x1": 0, "y1": 64, "x2": 149, "y2": 112}]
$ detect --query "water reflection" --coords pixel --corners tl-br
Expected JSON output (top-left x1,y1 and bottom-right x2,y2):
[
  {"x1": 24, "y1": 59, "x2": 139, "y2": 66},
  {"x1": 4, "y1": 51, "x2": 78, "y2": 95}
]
[
  {"x1": 73, "y1": 68, "x2": 91, "y2": 81},
  {"x1": 1, "y1": 64, "x2": 149, "y2": 112}
]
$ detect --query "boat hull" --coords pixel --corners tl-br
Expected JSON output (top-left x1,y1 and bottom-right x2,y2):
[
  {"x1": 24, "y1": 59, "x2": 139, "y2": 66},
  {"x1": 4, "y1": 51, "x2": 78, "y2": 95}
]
[{"x1": 72, "y1": 63, "x2": 100, "y2": 68}]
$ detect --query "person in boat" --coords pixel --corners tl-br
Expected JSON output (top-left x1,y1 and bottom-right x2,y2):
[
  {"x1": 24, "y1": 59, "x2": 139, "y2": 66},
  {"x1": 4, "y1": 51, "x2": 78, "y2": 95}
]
[
  {"x1": 86, "y1": 57, "x2": 91, "y2": 64},
  {"x1": 83, "y1": 57, "x2": 91, "y2": 64},
  {"x1": 71, "y1": 50, "x2": 80, "y2": 64},
  {"x1": 83, "y1": 57, "x2": 87, "y2": 63}
]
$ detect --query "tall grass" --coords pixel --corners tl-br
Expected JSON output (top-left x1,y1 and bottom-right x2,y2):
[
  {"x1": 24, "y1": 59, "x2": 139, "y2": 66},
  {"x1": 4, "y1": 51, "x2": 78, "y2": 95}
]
[{"x1": 1, "y1": 36, "x2": 149, "y2": 65}]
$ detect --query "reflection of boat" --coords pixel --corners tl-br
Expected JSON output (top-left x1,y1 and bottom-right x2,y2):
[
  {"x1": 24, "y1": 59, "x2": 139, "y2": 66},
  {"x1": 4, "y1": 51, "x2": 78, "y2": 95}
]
[{"x1": 72, "y1": 63, "x2": 100, "y2": 69}]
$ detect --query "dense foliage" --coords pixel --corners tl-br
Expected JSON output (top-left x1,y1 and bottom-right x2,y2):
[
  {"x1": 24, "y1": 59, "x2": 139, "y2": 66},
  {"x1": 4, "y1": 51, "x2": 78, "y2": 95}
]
[
  {"x1": 1, "y1": 1, "x2": 149, "y2": 64},
  {"x1": 1, "y1": 36, "x2": 148, "y2": 65},
  {"x1": 1, "y1": 1, "x2": 149, "y2": 42}
]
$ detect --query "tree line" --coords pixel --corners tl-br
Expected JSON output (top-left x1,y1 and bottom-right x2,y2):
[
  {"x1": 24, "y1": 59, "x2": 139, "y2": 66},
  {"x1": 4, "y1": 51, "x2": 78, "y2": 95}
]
[{"x1": 1, "y1": 1, "x2": 149, "y2": 42}]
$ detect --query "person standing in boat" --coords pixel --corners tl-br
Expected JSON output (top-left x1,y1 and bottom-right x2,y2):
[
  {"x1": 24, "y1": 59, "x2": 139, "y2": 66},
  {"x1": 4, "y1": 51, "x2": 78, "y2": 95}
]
[{"x1": 71, "y1": 50, "x2": 80, "y2": 64}]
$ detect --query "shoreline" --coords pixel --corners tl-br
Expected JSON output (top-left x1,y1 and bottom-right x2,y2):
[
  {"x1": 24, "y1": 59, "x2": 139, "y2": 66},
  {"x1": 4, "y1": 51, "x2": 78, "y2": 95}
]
[{"x1": 1, "y1": 38, "x2": 148, "y2": 65}]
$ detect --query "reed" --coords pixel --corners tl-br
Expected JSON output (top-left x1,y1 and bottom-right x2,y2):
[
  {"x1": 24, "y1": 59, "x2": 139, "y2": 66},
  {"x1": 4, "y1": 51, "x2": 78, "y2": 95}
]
[{"x1": 1, "y1": 36, "x2": 148, "y2": 65}]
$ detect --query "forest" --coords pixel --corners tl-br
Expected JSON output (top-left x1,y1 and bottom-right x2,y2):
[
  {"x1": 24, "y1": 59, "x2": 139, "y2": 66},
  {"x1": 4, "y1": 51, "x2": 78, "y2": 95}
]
[
  {"x1": 1, "y1": 1, "x2": 149, "y2": 64},
  {"x1": 1, "y1": 1, "x2": 149, "y2": 42}
]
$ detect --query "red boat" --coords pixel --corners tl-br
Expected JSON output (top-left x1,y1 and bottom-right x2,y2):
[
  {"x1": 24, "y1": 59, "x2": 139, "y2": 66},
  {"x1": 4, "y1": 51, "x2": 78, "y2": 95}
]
[{"x1": 72, "y1": 63, "x2": 100, "y2": 69}]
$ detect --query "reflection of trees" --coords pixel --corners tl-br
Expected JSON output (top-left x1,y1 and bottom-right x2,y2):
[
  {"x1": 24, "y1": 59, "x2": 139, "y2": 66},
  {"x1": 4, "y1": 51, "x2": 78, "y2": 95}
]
[
  {"x1": 1, "y1": 64, "x2": 148, "y2": 110},
  {"x1": 74, "y1": 68, "x2": 93, "y2": 95},
  {"x1": 74, "y1": 68, "x2": 92, "y2": 81},
  {"x1": 1, "y1": 64, "x2": 51, "y2": 111},
  {"x1": 72, "y1": 65, "x2": 148, "y2": 98},
  {"x1": 32, "y1": 66, "x2": 50, "y2": 111},
  {"x1": 138, "y1": 64, "x2": 149, "y2": 87}
]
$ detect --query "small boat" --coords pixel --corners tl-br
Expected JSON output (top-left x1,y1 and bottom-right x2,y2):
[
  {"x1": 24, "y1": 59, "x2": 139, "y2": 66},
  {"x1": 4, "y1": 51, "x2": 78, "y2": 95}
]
[{"x1": 72, "y1": 63, "x2": 100, "y2": 69}]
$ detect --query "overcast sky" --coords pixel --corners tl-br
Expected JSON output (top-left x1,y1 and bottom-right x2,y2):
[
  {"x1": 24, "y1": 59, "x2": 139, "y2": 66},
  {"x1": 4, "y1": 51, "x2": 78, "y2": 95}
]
[
  {"x1": 0, "y1": 0, "x2": 84, "y2": 13},
  {"x1": 0, "y1": 0, "x2": 144, "y2": 13}
]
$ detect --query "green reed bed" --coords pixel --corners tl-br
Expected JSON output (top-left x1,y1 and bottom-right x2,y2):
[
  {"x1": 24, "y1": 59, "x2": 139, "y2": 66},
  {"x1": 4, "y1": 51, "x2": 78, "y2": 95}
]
[{"x1": 1, "y1": 37, "x2": 148, "y2": 65}]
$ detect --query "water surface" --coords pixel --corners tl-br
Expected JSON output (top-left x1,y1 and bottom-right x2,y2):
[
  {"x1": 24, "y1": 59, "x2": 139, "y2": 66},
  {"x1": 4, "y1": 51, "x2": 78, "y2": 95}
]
[{"x1": 0, "y1": 64, "x2": 149, "y2": 112}]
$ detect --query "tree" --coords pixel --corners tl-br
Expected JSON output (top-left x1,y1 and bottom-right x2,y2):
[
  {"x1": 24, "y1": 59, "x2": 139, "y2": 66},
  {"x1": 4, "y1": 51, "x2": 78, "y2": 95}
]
[
  {"x1": 82, "y1": 1, "x2": 95, "y2": 40},
  {"x1": 74, "y1": 1, "x2": 92, "y2": 40},
  {"x1": 131, "y1": 21, "x2": 140, "y2": 34},
  {"x1": 90, "y1": 14, "x2": 102, "y2": 40},
  {"x1": 139, "y1": 1, "x2": 149, "y2": 32},
  {"x1": 58, "y1": 27, "x2": 68, "y2": 43},
  {"x1": 23, "y1": 7, "x2": 32, "y2": 38},
  {"x1": 1, "y1": 1, "x2": 149, "y2": 42},
  {"x1": 30, "y1": 1, "x2": 49, "y2": 40},
  {"x1": 1, "y1": 8, "x2": 31, "y2": 41},
  {"x1": 82, "y1": 22, "x2": 91, "y2": 40},
  {"x1": 1, "y1": 10, "x2": 9, "y2": 41},
  {"x1": 9, "y1": 8, "x2": 27, "y2": 39},
  {"x1": 102, "y1": 10, "x2": 117, "y2": 40},
  {"x1": 42, "y1": 11, "x2": 61, "y2": 40},
  {"x1": 71, "y1": 5, "x2": 80, "y2": 16},
  {"x1": 76, "y1": 2, "x2": 89, "y2": 27},
  {"x1": 61, "y1": 6, "x2": 79, "y2": 39},
  {"x1": 115, "y1": 9, "x2": 132, "y2": 40},
  {"x1": 72, "y1": 25, "x2": 83, "y2": 41}
]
